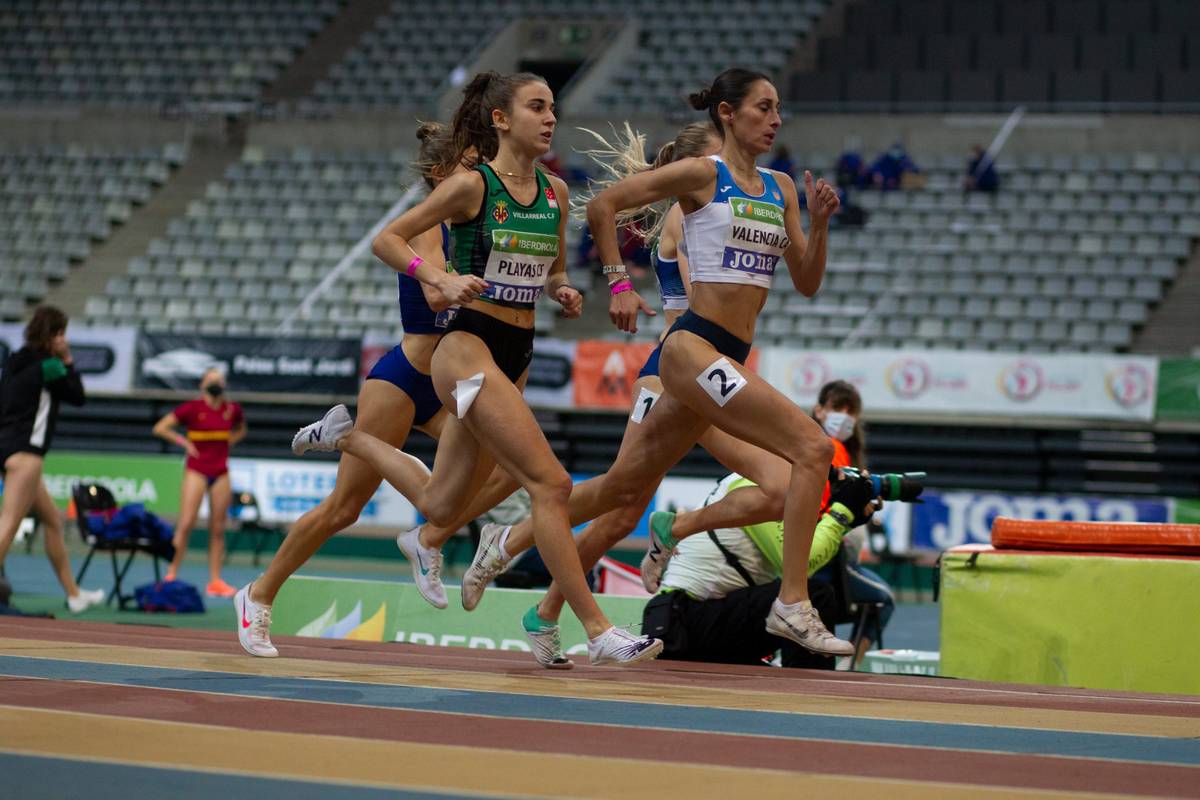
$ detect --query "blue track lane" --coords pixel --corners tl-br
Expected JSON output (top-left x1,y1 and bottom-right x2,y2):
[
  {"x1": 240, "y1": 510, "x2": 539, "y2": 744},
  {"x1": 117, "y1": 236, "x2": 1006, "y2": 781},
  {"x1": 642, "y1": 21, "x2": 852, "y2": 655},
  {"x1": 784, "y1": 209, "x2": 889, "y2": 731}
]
[
  {"x1": 0, "y1": 752, "x2": 482, "y2": 800},
  {"x1": 2, "y1": 655, "x2": 1198, "y2": 767}
]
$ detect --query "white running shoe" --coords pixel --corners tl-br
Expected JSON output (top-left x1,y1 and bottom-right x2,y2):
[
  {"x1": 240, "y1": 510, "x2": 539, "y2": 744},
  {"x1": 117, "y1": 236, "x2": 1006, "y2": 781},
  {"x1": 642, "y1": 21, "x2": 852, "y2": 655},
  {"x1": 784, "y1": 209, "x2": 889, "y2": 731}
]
[
  {"x1": 67, "y1": 588, "x2": 105, "y2": 614},
  {"x1": 639, "y1": 510, "x2": 676, "y2": 593},
  {"x1": 396, "y1": 526, "x2": 447, "y2": 609},
  {"x1": 588, "y1": 627, "x2": 663, "y2": 666},
  {"x1": 461, "y1": 523, "x2": 511, "y2": 611},
  {"x1": 292, "y1": 404, "x2": 353, "y2": 455},
  {"x1": 765, "y1": 598, "x2": 855, "y2": 656},
  {"x1": 521, "y1": 605, "x2": 574, "y2": 670},
  {"x1": 235, "y1": 583, "x2": 278, "y2": 658}
]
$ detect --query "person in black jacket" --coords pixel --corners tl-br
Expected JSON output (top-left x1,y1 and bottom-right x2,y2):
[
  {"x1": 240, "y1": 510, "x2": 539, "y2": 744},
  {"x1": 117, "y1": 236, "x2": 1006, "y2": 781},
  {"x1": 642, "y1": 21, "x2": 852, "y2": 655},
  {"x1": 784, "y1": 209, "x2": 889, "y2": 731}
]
[{"x1": 0, "y1": 305, "x2": 103, "y2": 613}]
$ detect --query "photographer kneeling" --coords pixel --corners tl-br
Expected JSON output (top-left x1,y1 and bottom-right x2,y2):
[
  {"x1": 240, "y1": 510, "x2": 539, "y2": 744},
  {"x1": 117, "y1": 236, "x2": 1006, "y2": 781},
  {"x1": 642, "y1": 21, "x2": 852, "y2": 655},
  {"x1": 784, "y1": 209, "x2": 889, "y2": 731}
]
[{"x1": 642, "y1": 471, "x2": 879, "y2": 669}]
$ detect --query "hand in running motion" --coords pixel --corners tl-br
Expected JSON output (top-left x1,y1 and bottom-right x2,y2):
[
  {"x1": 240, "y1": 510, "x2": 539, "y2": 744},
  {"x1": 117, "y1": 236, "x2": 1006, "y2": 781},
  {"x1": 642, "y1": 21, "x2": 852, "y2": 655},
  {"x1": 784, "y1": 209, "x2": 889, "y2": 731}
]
[
  {"x1": 554, "y1": 285, "x2": 583, "y2": 318},
  {"x1": 609, "y1": 287, "x2": 656, "y2": 334},
  {"x1": 804, "y1": 170, "x2": 841, "y2": 224},
  {"x1": 436, "y1": 273, "x2": 488, "y2": 306}
]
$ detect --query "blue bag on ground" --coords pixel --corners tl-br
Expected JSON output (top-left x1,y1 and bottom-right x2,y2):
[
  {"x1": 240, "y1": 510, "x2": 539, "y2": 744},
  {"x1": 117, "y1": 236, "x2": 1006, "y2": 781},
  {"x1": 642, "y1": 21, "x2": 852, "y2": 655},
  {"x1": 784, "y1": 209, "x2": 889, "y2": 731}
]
[
  {"x1": 91, "y1": 503, "x2": 176, "y2": 559},
  {"x1": 134, "y1": 580, "x2": 205, "y2": 613}
]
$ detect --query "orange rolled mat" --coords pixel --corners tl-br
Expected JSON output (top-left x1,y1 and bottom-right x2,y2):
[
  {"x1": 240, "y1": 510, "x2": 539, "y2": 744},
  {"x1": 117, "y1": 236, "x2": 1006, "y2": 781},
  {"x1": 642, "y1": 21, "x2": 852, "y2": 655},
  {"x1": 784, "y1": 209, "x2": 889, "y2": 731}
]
[{"x1": 991, "y1": 517, "x2": 1200, "y2": 555}]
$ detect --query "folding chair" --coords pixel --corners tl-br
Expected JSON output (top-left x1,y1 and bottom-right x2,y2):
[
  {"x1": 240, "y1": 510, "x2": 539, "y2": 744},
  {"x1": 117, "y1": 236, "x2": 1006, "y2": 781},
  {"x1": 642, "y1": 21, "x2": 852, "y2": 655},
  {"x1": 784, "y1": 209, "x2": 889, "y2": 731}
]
[
  {"x1": 828, "y1": 548, "x2": 887, "y2": 671},
  {"x1": 73, "y1": 482, "x2": 173, "y2": 610},
  {"x1": 225, "y1": 491, "x2": 283, "y2": 567}
]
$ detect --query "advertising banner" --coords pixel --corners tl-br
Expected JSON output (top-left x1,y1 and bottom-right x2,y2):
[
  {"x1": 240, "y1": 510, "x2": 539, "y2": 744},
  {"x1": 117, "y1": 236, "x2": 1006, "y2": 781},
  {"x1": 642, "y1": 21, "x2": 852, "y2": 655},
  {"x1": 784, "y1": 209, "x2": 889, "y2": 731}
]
[
  {"x1": 227, "y1": 456, "x2": 418, "y2": 528},
  {"x1": 571, "y1": 340, "x2": 760, "y2": 411},
  {"x1": 36, "y1": 451, "x2": 183, "y2": 514},
  {"x1": 1156, "y1": 358, "x2": 1200, "y2": 422},
  {"x1": 524, "y1": 337, "x2": 576, "y2": 409},
  {"x1": 0, "y1": 324, "x2": 136, "y2": 393},
  {"x1": 761, "y1": 348, "x2": 1159, "y2": 421},
  {"x1": 136, "y1": 332, "x2": 360, "y2": 394},
  {"x1": 272, "y1": 577, "x2": 649, "y2": 654},
  {"x1": 899, "y1": 488, "x2": 1171, "y2": 551},
  {"x1": 571, "y1": 340, "x2": 659, "y2": 410}
]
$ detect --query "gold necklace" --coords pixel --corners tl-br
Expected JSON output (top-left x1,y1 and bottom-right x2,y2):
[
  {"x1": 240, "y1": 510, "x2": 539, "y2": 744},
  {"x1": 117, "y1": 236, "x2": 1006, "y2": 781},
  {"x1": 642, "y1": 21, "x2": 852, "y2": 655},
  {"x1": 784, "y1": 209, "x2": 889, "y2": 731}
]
[{"x1": 492, "y1": 165, "x2": 536, "y2": 180}]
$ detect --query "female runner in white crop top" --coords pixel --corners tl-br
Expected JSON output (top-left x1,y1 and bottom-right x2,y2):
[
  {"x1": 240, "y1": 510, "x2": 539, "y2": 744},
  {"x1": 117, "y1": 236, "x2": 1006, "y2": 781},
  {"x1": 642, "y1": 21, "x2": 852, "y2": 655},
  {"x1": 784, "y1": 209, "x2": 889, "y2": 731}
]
[
  {"x1": 487, "y1": 120, "x2": 850, "y2": 663},
  {"x1": 591, "y1": 67, "x2": 849, "y2": 655},
  {"x1": 493, "y1": 68, "x2": 852, "y2": 659}
]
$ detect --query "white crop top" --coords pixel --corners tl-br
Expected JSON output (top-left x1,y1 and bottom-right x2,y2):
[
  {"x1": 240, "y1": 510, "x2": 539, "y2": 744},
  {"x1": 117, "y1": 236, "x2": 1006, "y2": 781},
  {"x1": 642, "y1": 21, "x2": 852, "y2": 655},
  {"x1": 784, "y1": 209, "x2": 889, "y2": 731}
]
[{"x1": 681, "y1": 155, "x2": 790, "y2": 290}]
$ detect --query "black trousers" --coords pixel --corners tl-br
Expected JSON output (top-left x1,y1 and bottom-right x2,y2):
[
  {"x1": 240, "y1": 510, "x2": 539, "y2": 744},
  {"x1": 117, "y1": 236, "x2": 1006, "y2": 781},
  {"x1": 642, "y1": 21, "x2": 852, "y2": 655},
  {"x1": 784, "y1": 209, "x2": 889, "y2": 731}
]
[{"x1": 641, "y1": 578, "x2": 838, "y2": 670}]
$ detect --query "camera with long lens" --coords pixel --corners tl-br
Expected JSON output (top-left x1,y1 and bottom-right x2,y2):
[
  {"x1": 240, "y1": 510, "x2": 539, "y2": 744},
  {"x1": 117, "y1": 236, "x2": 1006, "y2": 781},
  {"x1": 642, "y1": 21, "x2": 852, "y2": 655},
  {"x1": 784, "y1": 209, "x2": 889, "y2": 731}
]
[{"x1": 843, "y1": 468, "x2": 926, "y2": 503}]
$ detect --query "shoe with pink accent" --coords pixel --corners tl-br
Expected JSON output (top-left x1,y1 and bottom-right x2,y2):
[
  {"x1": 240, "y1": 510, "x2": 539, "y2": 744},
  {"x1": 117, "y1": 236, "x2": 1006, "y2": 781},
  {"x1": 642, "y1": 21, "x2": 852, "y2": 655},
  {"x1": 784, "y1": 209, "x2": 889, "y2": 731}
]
[{"x1": 235, "y1": 583, "x2": 277, "y2": 658}]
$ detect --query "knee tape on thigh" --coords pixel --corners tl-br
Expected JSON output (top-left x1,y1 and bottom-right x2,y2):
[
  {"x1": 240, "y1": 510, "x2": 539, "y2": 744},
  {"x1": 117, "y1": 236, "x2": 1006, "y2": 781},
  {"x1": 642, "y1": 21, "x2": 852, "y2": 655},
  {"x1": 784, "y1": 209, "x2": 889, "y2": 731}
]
[
  {"x1": 451, "y1": 372, "x2": 485, "y2": 419},
  {"x1": 696, "y1": 357, "x2": 747, "y2": 407}
]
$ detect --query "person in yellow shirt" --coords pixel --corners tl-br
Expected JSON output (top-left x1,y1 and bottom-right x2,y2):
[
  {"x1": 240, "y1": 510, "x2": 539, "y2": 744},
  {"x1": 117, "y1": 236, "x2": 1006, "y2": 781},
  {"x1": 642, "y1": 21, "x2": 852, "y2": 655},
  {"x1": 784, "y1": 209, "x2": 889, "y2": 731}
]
[{"x1": 641, "y1": 469, "x2": 878, "y2": 667}]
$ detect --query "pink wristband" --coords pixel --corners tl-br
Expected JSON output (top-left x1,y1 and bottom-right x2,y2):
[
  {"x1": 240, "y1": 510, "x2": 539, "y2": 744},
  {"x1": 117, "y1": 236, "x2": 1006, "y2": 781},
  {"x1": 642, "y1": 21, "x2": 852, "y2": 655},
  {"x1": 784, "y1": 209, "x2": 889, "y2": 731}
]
[
  {"x1": 609, "y1": 279, "x2": 633, "y2": 296},
  {"x1": 405, "y1": 256, "x2": 423, "y2": 277}
]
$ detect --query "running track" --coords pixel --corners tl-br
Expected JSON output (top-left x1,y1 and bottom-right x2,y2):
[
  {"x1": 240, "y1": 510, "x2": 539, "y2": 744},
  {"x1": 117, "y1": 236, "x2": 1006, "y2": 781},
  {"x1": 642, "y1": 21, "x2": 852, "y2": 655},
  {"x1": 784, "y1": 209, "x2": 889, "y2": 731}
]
[{"x1": 1, "y1": 617, "x2": 1197, "y2": 798}]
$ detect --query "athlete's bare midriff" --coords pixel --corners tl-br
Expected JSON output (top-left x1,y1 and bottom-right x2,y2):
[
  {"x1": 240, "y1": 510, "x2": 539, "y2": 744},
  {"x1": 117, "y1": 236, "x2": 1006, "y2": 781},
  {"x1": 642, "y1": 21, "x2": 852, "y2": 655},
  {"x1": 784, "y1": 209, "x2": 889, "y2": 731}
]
[
  {"x1": 460, "y1": 298, "x2": 536, "y2": 329},
  {"x1": 689, "y1": 282, "x2": 768, "y2": 342}
]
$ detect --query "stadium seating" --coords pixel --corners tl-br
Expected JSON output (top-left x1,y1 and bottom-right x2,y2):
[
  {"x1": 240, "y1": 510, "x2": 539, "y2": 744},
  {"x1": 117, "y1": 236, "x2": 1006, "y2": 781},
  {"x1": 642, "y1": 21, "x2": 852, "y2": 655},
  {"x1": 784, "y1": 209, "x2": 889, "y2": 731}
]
[
  {"x1": 303, "y1": 0, "x2": 830, "y2": 113},
  {"x1": 790, "y1": 0, "x2": 1200, "y2": 109},
  {"x1": 594, "y1": 0, "x2": 830, "y2": 112},
  {"x1": 751, "y1": 151, "x2": 1200, "y2": 352},
  {"x1": 78, "y1": 145, "x2": 560, "y2": 339},
  {"x1": 0, "y1": 142, "x2": 184, "y2": 320},
  {"x1": 0, "y1": 0, "x2": 338, "y2": 108}
]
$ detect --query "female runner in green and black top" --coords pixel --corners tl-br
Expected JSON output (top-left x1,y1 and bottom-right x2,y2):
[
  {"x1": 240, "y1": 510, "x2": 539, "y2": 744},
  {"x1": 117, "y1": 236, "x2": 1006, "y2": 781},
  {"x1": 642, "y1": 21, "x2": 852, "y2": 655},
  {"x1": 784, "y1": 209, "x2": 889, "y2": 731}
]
[{"x1": 294, "y1": 70, "x2": 661, "y2": 666}]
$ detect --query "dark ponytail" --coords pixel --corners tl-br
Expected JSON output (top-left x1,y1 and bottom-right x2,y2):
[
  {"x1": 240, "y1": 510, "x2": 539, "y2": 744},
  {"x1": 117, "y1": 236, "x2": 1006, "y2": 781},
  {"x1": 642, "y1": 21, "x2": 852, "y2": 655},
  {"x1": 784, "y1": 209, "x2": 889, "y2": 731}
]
[
  {"x1": 689, "y1": 67, "x2": 772, "y2": 136},
  {"x1": 449, "y1": 70, "x2": 548, "y2": 167}
]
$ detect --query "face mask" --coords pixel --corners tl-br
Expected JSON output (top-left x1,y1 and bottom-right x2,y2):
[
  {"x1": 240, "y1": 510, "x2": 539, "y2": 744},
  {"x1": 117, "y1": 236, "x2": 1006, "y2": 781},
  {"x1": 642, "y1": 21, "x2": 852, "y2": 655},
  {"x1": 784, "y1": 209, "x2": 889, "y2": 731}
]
[
  {"x1": 204, "y1": 384, "x2": 224, "y2": 398},
  {"x1": 822, "y1": 411, "x2": 856, "y2": 442}
]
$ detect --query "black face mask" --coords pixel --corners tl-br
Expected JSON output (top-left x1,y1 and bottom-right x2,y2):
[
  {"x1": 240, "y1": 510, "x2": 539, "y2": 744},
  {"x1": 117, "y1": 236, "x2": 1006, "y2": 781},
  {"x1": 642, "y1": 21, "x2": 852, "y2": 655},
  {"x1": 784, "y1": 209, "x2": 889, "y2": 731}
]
[{"x1": 204, "y1": 384, "x2": 225, "y2": 398}]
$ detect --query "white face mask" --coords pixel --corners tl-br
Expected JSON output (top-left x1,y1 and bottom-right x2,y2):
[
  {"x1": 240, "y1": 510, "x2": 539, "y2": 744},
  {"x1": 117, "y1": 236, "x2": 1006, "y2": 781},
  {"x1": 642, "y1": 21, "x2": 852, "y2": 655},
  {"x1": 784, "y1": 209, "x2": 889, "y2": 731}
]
[{"x1": 822, "y1": 411, "x2": 857, "y2": 442}]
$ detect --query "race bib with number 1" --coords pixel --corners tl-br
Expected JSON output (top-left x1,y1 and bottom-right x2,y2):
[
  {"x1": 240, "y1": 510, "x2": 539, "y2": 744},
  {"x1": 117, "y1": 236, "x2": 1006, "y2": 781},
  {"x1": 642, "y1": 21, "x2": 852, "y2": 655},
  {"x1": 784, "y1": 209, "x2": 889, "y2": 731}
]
[{"x1": 629, "y1": 386, "x2": 661, "y2": 423}]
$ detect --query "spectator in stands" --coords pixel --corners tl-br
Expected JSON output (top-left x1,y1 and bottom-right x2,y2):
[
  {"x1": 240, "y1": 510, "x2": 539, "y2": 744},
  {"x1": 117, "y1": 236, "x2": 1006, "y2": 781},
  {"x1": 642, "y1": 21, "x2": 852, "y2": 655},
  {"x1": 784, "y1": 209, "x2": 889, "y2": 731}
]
[
  {"x1": 964, "y1": 144, "x2": 999, "y2": 193},
  {"x1": 641, "y1": 469, "x2": 879, "y2": 669},
  {"x1": 869, "y1": 141, "x2": 920, "y2": 190},
  {"x1": 154, "y1": 367, "x2": 245, "y2": 597},
  {"x1": 835, "y1": 138, "x2": 867, "y2": 189},
  {"x1": 0, "y1": 305, "x2": 103, "y2": 613},
  {"x1": 767, "y1": 145, "x2": 796, "y2": 180}
]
